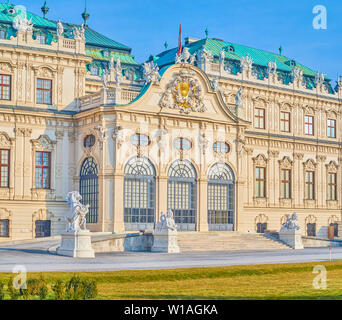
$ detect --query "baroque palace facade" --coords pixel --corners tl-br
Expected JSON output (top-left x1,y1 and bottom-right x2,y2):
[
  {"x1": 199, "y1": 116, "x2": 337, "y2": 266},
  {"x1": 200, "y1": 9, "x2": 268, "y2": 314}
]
[{"x1": 0, "y1": 2, "x2": 341, "y2": 241}]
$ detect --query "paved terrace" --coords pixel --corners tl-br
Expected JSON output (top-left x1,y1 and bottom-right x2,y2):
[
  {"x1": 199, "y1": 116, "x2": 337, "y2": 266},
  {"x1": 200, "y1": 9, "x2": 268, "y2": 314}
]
[{"x1": 0, "y1": 239, "x2": 340, "y2": 273}]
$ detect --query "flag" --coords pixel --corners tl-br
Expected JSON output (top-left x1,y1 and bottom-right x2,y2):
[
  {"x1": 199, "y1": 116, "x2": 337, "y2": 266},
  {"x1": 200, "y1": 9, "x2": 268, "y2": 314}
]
[{"x1": 177, "y1": 24, "x2": 182, "y2": 56}]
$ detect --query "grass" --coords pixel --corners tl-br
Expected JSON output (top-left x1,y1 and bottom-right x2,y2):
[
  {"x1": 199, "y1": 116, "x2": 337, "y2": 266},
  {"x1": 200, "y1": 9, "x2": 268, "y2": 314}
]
[{"x1": 1, "y1": 261, "x2": 342, "y2": 299}]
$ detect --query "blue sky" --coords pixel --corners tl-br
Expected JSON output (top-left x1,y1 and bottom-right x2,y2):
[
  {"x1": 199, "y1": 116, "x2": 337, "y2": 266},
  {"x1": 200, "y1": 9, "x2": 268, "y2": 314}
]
[{"x1": 12, "y1": 0, "x2": 342, "y2": 83}]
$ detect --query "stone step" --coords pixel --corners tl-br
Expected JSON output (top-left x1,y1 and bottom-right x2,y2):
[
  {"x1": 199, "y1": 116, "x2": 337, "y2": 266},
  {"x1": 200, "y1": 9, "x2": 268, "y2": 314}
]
[{"x1": 176, "y1": 232, "x2": 290, "y2": 252}]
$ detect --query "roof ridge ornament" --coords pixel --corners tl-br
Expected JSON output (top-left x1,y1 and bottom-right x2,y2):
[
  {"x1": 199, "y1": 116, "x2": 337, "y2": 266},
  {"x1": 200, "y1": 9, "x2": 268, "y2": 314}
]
[
  {"x1": 142, "y1": 61, "x2": 161, "y2": 84},
  {"x1": 41, "y1": 1, "x2": 49, "y2": 18},
  {"x1": 12, "y1": 10, "x2": 34, "y2": 32},
  {"x1": 175, "y1": 47, "x2": 196, "y2": 65},
  {"x1": 57, "y1": 20, "x2": 64, "y2": 38}
]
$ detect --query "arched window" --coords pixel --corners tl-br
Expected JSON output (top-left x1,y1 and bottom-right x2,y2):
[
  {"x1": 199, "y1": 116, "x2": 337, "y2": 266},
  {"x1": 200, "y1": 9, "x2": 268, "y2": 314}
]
[
  {"x1": 79, "y1": 157, "x2": 99, "y2": 223},
  {"x1": 168, "y1": 160, "x2": 197, "y2": 231},
  {"x1": 208, "y1": 163, "x2": 235, "y2": 230},
  {"x1": 124, "y1": 157, "x2": 156, "y2": 230}
]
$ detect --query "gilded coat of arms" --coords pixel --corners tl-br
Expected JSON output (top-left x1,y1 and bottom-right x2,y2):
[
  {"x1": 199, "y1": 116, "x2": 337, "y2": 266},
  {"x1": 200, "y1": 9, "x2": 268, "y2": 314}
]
[{"x1": 159, "y1": 70, "x2": 206, "y2": 114}]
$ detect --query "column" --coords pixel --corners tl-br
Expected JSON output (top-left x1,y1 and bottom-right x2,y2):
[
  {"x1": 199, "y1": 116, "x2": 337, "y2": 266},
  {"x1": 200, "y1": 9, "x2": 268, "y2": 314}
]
[
  {"x1": 197, "y1": 178, "x2": 208, "y2": 232},
  {"x1": 113, "y1": 173, "x2": 125, "y2": 233}
]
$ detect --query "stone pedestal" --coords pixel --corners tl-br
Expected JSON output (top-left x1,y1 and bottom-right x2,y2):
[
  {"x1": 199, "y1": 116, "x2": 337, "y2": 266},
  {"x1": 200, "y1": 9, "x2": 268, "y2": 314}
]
[
  {"x1": 279, "y1": 228, "x2": 304, "y2": 249},
  {"x1": 151, "y1": 229, "x2": 180, "y2": 253},
  {"x1": 57, "y1": 230, "x2": 95, "y2": 258}
]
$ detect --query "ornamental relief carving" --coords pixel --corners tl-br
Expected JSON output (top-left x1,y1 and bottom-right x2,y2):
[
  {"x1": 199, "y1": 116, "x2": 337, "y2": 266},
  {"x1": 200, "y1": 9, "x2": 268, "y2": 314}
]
[
  {"x1": 302, "y1": 105, "x2": 316, "y2": 115},
  {"x1": 0, "y1": 62, "x2": 14, "y2": 73},
  {"x1": 279, "y1": 102, "x2": 293, "y2": 112},
  {"x1": 159, "y1": 69, "x2": 206, "y2": 114},
  {"x1": 31, "y1": 135, "x2": 56, "y2": 151},
  {"x1": 14, "y1": 128, "x2": 32, "y2": 137},
  {"x1": 252, "y1": 154, "x2": 268, "y2": 166},
  {"x1": 279, "y1": 156, "x2": 293, "y2": 169},
  {"x1": 326, "y1": 160, "x2": 338, "y2": 173},
  {"x1": 0, "y1": 208, "x2": 12, "y2": 220},
  {"x1": 0, "y1": 132, "x2": 14, "y2": 147},
  {"x1": 303, "y1": 159, "x2": 317, "y2": 171},
  {"x1": 33, "y1": 65, "x2": 57, "y2": 78}
]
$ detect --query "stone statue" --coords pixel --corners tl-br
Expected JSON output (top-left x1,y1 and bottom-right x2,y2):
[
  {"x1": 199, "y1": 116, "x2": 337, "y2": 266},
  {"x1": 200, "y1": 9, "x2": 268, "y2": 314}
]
[
  {"x1": 211, "y1": 77, "x2": 220, "y2": 91},
  {"x1": 156, "y1": 209, "x2": 177, "y2": 232},
  {"x1": 197, "y1": 45, "x2": 213, "y2": 63},
  {"x1": 57, "y1": 20, "x2": 64, "y2": 38},
  {"x1": 267, "y1": 61, "x2": 277, "y2": 75},
  {"x1": 240, "y1": 54, "x2": 253, "y2": 70},
  {"x1": 219, "y1": 49, "x2": 225, "y2": 65},
  {"x1": 102, "y1": 69, "x2": 108, "y2": 89},
  {"x1": 175, "y1": 47, "x2": 196, "y2": 64},
  {"x1": 235, "y1": 88, "x2": 242, "y2": 107},
  {"x1": 143, "y1": 61, "x2": 161, "y2": 84},
  {"x1": 282, "y1": 212, "x2": 300, "y2": 231},
  {"x1": 315, "y1": 72, "x2": 325, "y2": 86},
  {"x1": 13, "y1": 14, "x2": 34, "y2": 32},
  {"x1": 65, "y1": 191, "x2": 89, "y2": 233},
  {"x1": 115, "y1": 58, "x2": 122, "y2": 87},
  {"x1": 73, "y1": 23, "x2": 85, "y2": 41},
  {"x1": 292, "y1": 66, "x2": 303, "y2": 82}
]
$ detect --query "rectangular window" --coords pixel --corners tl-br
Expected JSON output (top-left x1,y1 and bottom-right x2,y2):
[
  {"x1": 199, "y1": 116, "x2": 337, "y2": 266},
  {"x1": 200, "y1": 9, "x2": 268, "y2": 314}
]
[
  {"x1": 0, "y1": 149, "x2": 9, "y2": 188},
  {"x1": 0, "y1": 30, "x2": 6, "y2": 39},
  {"x1": 35, "y1": 151, "x2": 51, "y2": 189},
  {"x1": 281, "y1": 169, "x2": 291, "y2": 199},
  {"x1": 255, "y1": 167, "x2": 266, "y2": 198},
  {"x1": 280, "y1": 112, "x2": 290, "y2": 132},
  {"x1": 37, "y1": 34, "x2": 46, "y2": 44},
  {"x1": 0, "y1": 219, "x2": 9, "y2": 237},
  {"x1": 327, "y1": 119, "x2": 336, "y2": 138},
  {"x1": 254, "y1": 108, "x2": 265, "y2": 129},
  {"x1": 305, "y1": 115, "x2": 314, "y2": 135},
  {"x1": 0, "y1": 74, "x2": 11, "y2": 100},
  {"x1": 305, "y1": 171, "x2": 315, "y2": 200},
  {"x1": 36, "y1": 79, "x2": 52, "y2": 105},
  {"x1": 328, "y1": 173, "x2": 337, "y2": 201}
]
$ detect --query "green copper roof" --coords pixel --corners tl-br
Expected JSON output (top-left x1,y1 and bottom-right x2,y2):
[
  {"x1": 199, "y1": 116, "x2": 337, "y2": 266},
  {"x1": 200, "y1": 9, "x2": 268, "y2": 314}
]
[
  {"x1": 0, "y1": 2, "x2": 132, "y2": 51},
  {"x1": 85, "y1": 48, "x2": 139, "y2": 65},
  {"x1": 0, "y1": 2, "x2": 55, "y2": 27},
  {"x1": 154, "y1": 37, "x2": 319, "y2": 77}
]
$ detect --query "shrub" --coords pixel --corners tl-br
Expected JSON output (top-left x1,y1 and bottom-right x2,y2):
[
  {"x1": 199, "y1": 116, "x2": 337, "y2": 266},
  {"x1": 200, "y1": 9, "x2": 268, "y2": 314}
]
[
  {"x1": 7, "y1": 278, "x2": 19, "y2": 300},
  {"x1": 52, "y1": 280, "x2": 65, "y2": 300},
  {"x1": 0, "y1": 281, "x2": 4, "y2": 300},
  {"x1": 64, "y1": 276, "x2": 98, "y2": 300},
  {"x1": 65, "y1": 276, "x2": 83, "y2": 300},
  {"x1": 27, "y1": 279, "x2": 41, "y2": 296},
  {"x1": 21, "y1": 289, "x2": 30, "y2": 300},
  {"x1": 38, "y1": 284, "x2": 48, "y2": 300},
  {"x1": 81, "y1": 279, "x2": 98, "y2": 300}
]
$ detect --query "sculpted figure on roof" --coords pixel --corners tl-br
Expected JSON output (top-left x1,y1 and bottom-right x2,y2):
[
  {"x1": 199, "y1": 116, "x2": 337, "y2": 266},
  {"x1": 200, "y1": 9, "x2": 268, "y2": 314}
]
[
  {"x1": 175, "y1": 47, "x2": 196, "y2": 65},
  {"x1": 240, "y1": 54, "x2": 253, "y2": 70},
  {"x1": 57, "y1": 20, "x2": 64, "y2": 38},
  {"x1": 267, "y1": 61, "x2": 277, "y2": 75},
  {"x1": 142, "y1": 61, "x2": 161, "y2": 84},
  {"x1": 13, "y1": 12, "x2": 34, "y2": 32},
  {"x1": 219, "y1": 49, "x2": 225, "y2": 65},
  {"x1": 115, "y1": 58, "x2": 122, "y2": 87},
  {"x1": 73, "y1": 23, "x2": 85, "y2": 41},
  {"x1": 292, "y1": 66, "x2": 303, "y2": 82},
  {"x1": 235, "y1": 88, "x2": 243, "y2": 108},
  {"x1": 197, "y1": 45, "x2": 213, "y2": 63},
  {"x1": 315, "y1": 72, "x2": 325, "y2": 86}
]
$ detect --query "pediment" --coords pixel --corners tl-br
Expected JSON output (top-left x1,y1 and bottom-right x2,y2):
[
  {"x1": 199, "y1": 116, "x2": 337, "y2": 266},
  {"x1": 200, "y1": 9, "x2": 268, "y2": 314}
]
[{"x1": 119, "y1": 64, "x2": 250, "y2": 126}]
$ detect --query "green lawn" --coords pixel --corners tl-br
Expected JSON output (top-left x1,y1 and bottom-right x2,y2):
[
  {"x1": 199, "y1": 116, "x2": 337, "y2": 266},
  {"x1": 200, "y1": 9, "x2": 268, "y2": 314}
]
[{"x1": 1, "y1": 261, "x2": 342, "y2": 299}]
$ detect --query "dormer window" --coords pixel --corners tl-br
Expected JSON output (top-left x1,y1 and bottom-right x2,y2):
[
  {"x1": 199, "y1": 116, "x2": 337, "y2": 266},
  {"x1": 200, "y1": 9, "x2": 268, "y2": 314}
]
[
  {"x1": 0, "y1": 30, "x2": 6, "y2": 39},
  {"x1": 228, "y1": 45, "x2": 235, "y2": 52},
  {"x1": 290, "y1": 60, "x2": 296, "y2": 67},
  {"x1": 103, "y1": 51, "x2": 109, "y2": 57},
  {"x1": 7, "y1": 7, "x2": 16, "y2": 15},
  {"x1": 37, "y1": 34, "x2": 46, "y2": 44},
  {"x1": 90, "y1": 66, "x2": 99, "y2": 76}
]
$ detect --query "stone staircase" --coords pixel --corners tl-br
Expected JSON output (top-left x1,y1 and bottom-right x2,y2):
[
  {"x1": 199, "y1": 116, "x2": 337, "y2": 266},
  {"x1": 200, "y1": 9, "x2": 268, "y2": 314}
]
[{"x1": 177, "y1": 232, "x2": 291, "y2": 252}]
